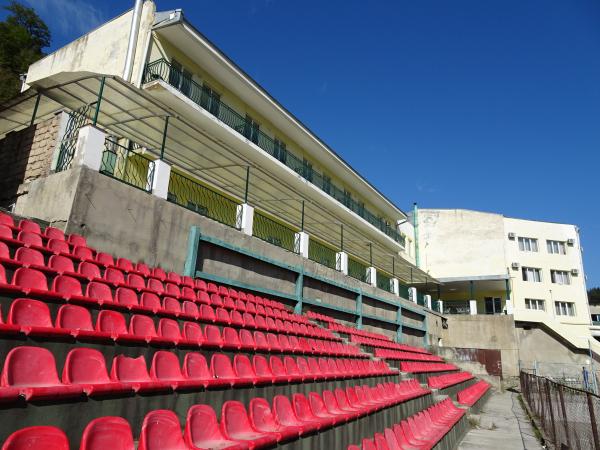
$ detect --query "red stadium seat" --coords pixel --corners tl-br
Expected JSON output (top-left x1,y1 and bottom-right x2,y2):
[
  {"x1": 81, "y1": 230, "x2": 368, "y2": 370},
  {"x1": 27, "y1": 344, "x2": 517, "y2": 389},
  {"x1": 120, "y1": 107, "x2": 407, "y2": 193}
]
[
  {"x1": 211, "y1": 353, "x2": 237, "y2": 387},
  {"x1": 86, "y1": 281, "x2": 113, "y2": 304},
  {"x1": 2, "y1": 426, "x2": 69, "y2": 450},
  {"x1": 80, "y1": 416, "x2": 134, "y2": 450},
  {"x1": 138, "y1": 410, "x2": 187, "y2": 450},
  {"x1": 220, "y1": 401, "x2": 278, "y2": 449},
  {"x1": 273, "y1": 394, "x2": 320, "y2": 435},
  {"x1": 78, "y1": 261, "x2": 101, "y2": 280},
  {"x1": 185, "y1": 404, "x2": 249, "y2": 450},
  {"x1": 249, "y1": 397, "x2": 301, "y2": 442},
  {"x1": 43, "y1": 227, "x2": 65, "y2": 241},
  {"x1": 128, "y1": 315, "x2": 172, "y2": 346},
  {"x1": 150, "y1": 351, "x2": 203, "y2": 390},
  {"x1": 48, "y1": 255, "x2": 75, "y2": 274},
  {"x1": 140, "y1": 292, "x2": 161, "y2": 312},
  {"x1": 6, "y1": 298, "x2": 69, "y2": 337},
  {"x1": 104, "y1": 268, "x2": 125, "y2": 286},
  {"x1": 95, "y1": 252, "x2": 114, "y2": 267},
  {"x1": 55, "y1": 304, "x2": 108, "y2": 340},
  {"x1": 114, "y1": 287, "x2": 138, "y2": 309},
  {"x1": 182, "y1": 352, "x2": 217, "y2": 389},
  {"x1": 68, "y1": 234, "x2": 87, "y2": 247},
  {"x1": 110, "y1": 355, "x2": 169, "y2": 393},
  {"x1": 18, "y1": 220, "x2": 41, "y2": 234}
]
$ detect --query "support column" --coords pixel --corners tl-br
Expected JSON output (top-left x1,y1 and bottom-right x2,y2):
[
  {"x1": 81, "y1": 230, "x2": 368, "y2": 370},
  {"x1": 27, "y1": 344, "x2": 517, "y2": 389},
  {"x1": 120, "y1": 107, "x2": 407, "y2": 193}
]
[
  {"x1": 438, "y1": 300, "x2": 444, "y2": 313},
  {"x1": 336, "y1": 251, "x2": 348, "y2": 275},
  {"x1": 236, "y1": 203, "x2": 254, "y2": 236},
  {"x1": 294, "y1": 272, "x2": 304, "y2": 315},
  {"x1": 408, "y1": 287, "x2": 417, "y2": 304},
  {"x1": 469, "y1": 299, "x2": 478, "y2": 315},
  {"x1": 74, "y1": 125, "x2": 106, "y2": 171},
  {"x1": 367, "y1": 267, "x2": 377, "y2": 287},
  {"x1": 356, "y1": 292, "x2": 363, "y2": 329},
  {"x1": 295, "y1": 231, "x2": 309, "y2": 258},
  {"x1": 151, "y1": 160, "x2": 171, "y2": 199},
  {"x1": 424, "y1": 294, "x2": 432, "y2": 309},
  {"x1": 396, "y1": 306, "x2": 403, "y2": 342},
  {"x1": 505, "y1": 278, "x2": 514, "y2": 314},
  {"x1": 391, "y1": 278, "x2": 400, "y2": 296}
]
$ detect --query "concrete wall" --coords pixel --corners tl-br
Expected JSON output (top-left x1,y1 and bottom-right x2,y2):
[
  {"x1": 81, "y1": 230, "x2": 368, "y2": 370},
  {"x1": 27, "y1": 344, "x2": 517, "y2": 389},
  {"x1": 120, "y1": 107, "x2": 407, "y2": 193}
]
[
  {"x1": 14, "y1": 166, "x2": 437, "y2": 346},
  {"x1": 0, "y1": 114, "x2": 63, "y2": 208},
  {"x1": 441, "y1": 315, "x2": 520, "y2": 378}
]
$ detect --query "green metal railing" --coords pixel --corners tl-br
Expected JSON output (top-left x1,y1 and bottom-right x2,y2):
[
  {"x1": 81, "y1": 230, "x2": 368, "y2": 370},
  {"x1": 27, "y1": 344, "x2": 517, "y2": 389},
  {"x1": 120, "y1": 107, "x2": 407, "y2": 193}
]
[
  {"x1": 167, "y1": 171, "x2": 239, "y2": 227},
  {"x1": 253, "y1": 211, "x2": 297, "y2": 252},
  {"x1": 348, "y1": 256, "x2": 368, "y2": 283},
  {"x1": 308, "y1": 238, "x2": 337, "y2": 270},
  {"x1": 376, "y1": 270, "x2": 393, "y2": 293},
  {"x1": 144, "y1": 59, "x2": 406, "y2": 247},
  {"x1": 56, "y1": 104, "x2": 92, "y2": 172},
  {"x1": 416, "y1": 290, "x2": 425, "y2": 306},
  {"x1": 100, "y1": 137, "x2": 155, "y2": 192},
  {"x1": 398, "y1": 283, "x2": 410, "y2": 299}
]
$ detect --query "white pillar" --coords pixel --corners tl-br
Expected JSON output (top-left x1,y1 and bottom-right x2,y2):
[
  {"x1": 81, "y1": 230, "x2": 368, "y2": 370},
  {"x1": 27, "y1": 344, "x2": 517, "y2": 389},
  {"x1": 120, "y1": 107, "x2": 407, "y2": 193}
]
[
  {"x1": 425, "y1": 295, "x2": 432, "y2": 309},
  {"x1": 74, "y1": 125, "x2": 106, "y2": 171},
  {"x1": 151, "y1": 159, "x2": 171, "y2": 199},
  {"x1": 391, "y1": 278, "x2": 400, "y2": 296},
  {"x1": 367, "y1": 267, "x2": 377, "y2": 287},
  {"x1": 295, "y1": 231, "x2": 309, "y2": 258},
  {"x1": 236, "y1": 203, "x2": 254, "y2": 236},
  {"x1": 408, "y1": 287, "x2": 418, "y2": 304},
  {"x1": 505, "y1": 299, "x2": 514, "y2": 315},
  {"x1": 469, "y1": 299, "x2": 478, "y2": 315},
  {"x1": 336, "y1": 251, "x2": 348, "y2": 275},
  {"x1": 439, "y1": 300, "x2": 444, "y2": 313}
]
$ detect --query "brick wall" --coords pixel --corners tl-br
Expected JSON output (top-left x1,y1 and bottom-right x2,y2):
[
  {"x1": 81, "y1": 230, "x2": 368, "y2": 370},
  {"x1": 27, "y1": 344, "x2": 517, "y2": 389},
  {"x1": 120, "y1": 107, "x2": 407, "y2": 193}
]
[{"x1": 0, "y1": 114, "x2": 62, "y2": 207}]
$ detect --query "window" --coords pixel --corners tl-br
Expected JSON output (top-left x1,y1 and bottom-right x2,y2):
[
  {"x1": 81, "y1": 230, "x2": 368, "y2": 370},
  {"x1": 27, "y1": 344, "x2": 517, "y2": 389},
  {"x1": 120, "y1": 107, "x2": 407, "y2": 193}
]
[
  {"x1": 518, "y1": 237, "x2": 538, "y2": 252},
  {"x1": 555, "y1": 301, "x2": 575, "y2": 316},
  {"x1": 547, "y1": 240, "x2": 566, "y2": 255},
  {"x1": 168, "y1": 59, "x2": 192, "y2": 96},
  {"x1": 592, "y1": 314, "x2": 600, "y2": 324},
  {"x1": 485, "y1": 297, "x2": 502, "y2": 314},
  {"x1": 551, "y1": 270, "x2": 570, "y2": 285},
  {"x1": 522, "y1": 267, "x2": 542, "y2": 282},
  {"x1": 200, "y1": 85, "x2": 221, "y2": 116},
  {"x1": 243, "y1": 115, "x2": 260, "y2": 144},
  {"x1": 525, "y1": 298, "x2": 545, "y2": 311},
  {"x1": 302, "y1": 159, "x2": 313, "y2": 182},
  {"x1": 322, "y1": 175, "x2": 331, "y2": 194},
  {"x1": 273, "y1": 139, "x2": 287, "y2": 164}
]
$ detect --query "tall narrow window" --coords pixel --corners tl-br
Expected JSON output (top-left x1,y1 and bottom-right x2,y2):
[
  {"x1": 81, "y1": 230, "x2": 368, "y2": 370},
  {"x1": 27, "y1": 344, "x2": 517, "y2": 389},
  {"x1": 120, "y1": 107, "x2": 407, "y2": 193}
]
[
  {"x1": 547, "y1": 240, "x2": 566, "y2": 255},
  {"x1": 554, "y1": 301, "x2": 575, "y2": 316},
  {"x1": 518, "y1": 237, "x2": 538, "y2": 252},
  {"x1": 551, "y1": 270, "x2": 571, "y2": 285},
  {"x1": 243, "y1": 115, "x2": 260, "y2": 144},
  {"x1": 522, "y1": 267, "x2": 542, "y2": 282}
]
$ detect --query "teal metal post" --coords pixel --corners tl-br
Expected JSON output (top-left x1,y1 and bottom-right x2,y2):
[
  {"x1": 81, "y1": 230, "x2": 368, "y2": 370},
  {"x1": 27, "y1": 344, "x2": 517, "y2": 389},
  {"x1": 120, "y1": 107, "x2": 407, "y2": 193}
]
[
  {"x1": 470, "y1": 280, "x2": 474, "y2": 299},
  {"x1": 92, "y1": 76, "x2": 106, "y2": 126},
  {"x1": 340, "y1": 224, "x2": 344, "y2": 251},
  {"x1": 395, "y1": 306, "x2": 403, "y2": 342},
  {"x1": 368, "y1": 243, "x2": 373, "y2": 266},
  {"x1": 413, "y1": 202, "x2": 420, "y2": 268},
  {"x1": 355, "y1": 292, "x2": 363, "y2": 329},
  {"x1": 160, "y1": 116, "x2": 169, "y2": 160},
  {"x1": 294, "y1": 271, "x2": 304, "y2": 314},
  {"x1": 244, "y1": 166, "x2": 250, "y2": 203},
  {"x1": 300, "y1": 201, "x2": 305, "y2": 231},
  {"x1": 30, "y1": 93, "x2": 41, "y2": 127},
  {"x1": 183, "y1": 226, "x2": 201, "y2": 277},
  {"x1": 505, "y1": 278, "x2": 511, "y2": 301}
]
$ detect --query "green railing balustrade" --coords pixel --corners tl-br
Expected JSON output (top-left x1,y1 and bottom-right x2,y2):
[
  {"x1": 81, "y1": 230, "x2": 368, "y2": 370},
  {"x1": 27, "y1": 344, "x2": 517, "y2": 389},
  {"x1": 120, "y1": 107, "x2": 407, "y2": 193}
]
[
  {"x1": 144, "y1": 59, "x2": 406, "y2": 247},
  {"x1": 56, "y1": 104, "x2": 93, "y2": 172},
  {"x1": 416, "y1": 290, "x2": 426, "y2": 306},
  {"x1": 308, "y1": 238, "x2": 337, "y2": 270},
  {"x1": 348, "y1": 256, "x2": 368, "y2": 283},
  {"x1": 376, "y1": 270, "x2": 393, "y2": 293},
  {"x1": 398, "y1": 283, "x2": 410, "y2": 300},
  {"x1": 252, "y1": 212, "x2": 297, "y2": 252},
  {"x1": 167, "y1": 171, "x2": 239, "y2": 227},
  {"x1": 100, "y1": 137, "x2": 155, "y2": 192}
]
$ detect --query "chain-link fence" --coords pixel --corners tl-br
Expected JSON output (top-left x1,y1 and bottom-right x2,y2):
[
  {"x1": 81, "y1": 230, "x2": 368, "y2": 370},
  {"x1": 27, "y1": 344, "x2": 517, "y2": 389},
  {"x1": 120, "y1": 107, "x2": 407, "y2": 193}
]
[
  {"x1": 520, "y1": 361, "x2": 600, "y2": 393},
  {"x1": 520, "y1": 371, "x2": 600, "y2": 450}
]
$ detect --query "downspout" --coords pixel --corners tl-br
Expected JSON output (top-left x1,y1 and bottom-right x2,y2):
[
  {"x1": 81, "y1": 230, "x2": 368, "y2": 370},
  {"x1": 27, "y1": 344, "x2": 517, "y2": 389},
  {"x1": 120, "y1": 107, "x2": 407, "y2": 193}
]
[
  {"x1": 413, "y1": 202, "x2": 420, "y2": 268},
  {"x1": 123, "y1": 0, "x2": 144, "y2": 82}
]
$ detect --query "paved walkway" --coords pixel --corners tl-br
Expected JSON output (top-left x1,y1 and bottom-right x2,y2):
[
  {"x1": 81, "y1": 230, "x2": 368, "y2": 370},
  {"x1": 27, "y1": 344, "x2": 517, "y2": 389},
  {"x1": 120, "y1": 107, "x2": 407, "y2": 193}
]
[{"x1": 458, "y1": 390, "x2": 543, "y2": 450}]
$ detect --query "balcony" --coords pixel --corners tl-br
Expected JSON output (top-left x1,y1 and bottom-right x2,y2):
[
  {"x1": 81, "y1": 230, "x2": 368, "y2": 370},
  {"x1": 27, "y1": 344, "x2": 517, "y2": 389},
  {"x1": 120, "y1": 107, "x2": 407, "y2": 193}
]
[{"x1": 142, "y1": 59, "x2": 405, "y2": 247}]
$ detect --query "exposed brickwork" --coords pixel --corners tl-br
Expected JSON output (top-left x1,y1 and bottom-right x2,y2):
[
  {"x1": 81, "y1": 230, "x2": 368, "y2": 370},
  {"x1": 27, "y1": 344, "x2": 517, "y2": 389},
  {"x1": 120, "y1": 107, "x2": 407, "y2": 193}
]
[{"x1": 0, "y1": 114, "x2": 61, "y2": 207}]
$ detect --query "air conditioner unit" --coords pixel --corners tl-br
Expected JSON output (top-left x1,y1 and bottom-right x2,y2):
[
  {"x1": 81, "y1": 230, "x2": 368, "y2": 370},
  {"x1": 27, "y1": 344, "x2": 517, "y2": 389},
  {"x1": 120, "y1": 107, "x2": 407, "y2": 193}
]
[
  {"x1": 567, "y1": 238, "x2": 575, "y2": 246},
  {"x1": 571, "y1": 269, "x2": 579, "y2": 276},
  {"x1": 511, "y1": 262, "x2": 520, "y2": 270},
  {"x1": 508, "y1": 232, "x2": 516, "y2": 239}
]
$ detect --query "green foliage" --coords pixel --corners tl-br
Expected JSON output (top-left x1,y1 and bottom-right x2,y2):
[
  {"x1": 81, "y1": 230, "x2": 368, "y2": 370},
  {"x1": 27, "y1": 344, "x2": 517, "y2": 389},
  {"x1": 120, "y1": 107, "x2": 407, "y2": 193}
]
[
  {"x1": 588, "y1": 287, "x2": 600, "y2": 303},
  {"x1": 0, "y1": 1, "x2": 50, "y2": 102}
]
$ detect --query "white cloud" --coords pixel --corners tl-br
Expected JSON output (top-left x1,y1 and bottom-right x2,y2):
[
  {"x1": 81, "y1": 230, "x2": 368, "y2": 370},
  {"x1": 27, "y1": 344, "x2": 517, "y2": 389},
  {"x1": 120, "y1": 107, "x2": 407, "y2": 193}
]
[{"x1": 25, "y1": 0, "x2": 106, "y2": 36}]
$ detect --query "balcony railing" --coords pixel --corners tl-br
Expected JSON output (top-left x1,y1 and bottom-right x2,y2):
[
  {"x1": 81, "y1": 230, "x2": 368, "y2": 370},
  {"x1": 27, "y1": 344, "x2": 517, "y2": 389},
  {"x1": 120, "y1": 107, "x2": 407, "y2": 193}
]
[
  {"x1": 376, "y1": 270, "x2": 393, "y2": 293},
  {"x1": 143, "y1": 59, "x2": 406, "y2": 247},
  {"x1": 308, "y1": 238, "x2": 337, "y2": 270},
  {"x1": 100, "y1": 137, "x2": 155, "y2": 192},
  {"x1": 252, "y1": 212, "x2": 297, "y2": 252},
  {"x1": 348, "y1": 256, "x2": 368, "y2": 283},
  {"x1": 167, "y1": 171, "x2": 239, "y2": 228}
]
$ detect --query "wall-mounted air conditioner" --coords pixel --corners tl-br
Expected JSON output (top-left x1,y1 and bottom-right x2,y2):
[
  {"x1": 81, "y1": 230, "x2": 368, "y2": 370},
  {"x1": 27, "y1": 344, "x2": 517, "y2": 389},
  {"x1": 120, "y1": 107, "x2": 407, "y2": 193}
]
[
  {"x1": 571, "y1": 269, "x2": 579, "y2": 276},
  {"x1": 511, "y1": 262, "x2": 520, "y2": 270},
  {"x1": 567, "y1": 239, "x2": 575, "y2": 246},
  {"x1": 508, "y1": 232, "x2": 516, "y2": 239}
]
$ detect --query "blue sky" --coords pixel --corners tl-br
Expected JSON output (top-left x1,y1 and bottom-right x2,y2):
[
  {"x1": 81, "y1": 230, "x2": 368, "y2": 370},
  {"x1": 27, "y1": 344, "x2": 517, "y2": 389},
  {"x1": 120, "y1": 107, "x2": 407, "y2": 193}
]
[{"x1": 3, "y1": 0, "x2": 600, "y2": 287}]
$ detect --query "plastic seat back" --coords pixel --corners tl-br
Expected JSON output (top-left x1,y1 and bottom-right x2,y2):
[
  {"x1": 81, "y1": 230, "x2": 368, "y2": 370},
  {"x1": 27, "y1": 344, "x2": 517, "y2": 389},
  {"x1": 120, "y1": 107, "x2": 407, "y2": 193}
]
[
  {"x1": 223, "y1": 327, "x2": 241, "y2": 348},
  {"x1": 115, "y1": 287, "x2": 138, "y2": 307},
  {"x1": 185, "y1": 404, "x2": 230, "y2": 449},
  {"x1": 150, "y1": 351, "x2": 183, "y2": 381},
  {"x1": 96, "y1": 310, "x2": 127, "y2": 335},
  {"x1": 138, "y1": 410, "x2": 186, "y2": 450},
  {"x1": 269, "y1": 356, "x2": 287, "y2": 378},
  {"x1": 140, "y1": 292, "x2": 160, "y2": 311},
  {"x1": 253, "y1": 355, "x2": 274, "y2": 379},
  {"x1": 73, "y1": 246, "x2": 94, "y2": 261},
  {"x1": 234, "y1": 354, "x2": 256, "y2": 381},
  {"x1": 12, "y1": 267, "x2": 48, "y2": 291},
  {"x1": 19, "y1": 220, "x2": 41, "y2": 234},
  {"x1": 129, "y1": 315, "x2": 158, "y2": 338},
  {"x1": 110, "y1": 355, "x2": 151, "y2": 383},
  {"x1": 68, "y1": 234, "x2": 87, "y2": 247},
  {"x1": 211, "y1": 353, "x2": 236, "y2": 380},
  {"x1": 182, "y1": 301, "x2": 199, "y2": 318},
  {"x1": 0, "y1": 212, "x2": 14, "y2": 227},
  {"x1": 204, "y1": 324, "x2": 223, "y2": 346},
  {"x1": 2, "y1": 426, "x2": 69, "y2": 450},
  {"x1": 80, "y1": 416, "x2": 134, "y2": 450},
  {"x1": 104, "y1": 268, "x2": 125, "y2": 285},
  {"x1": 79, "y1": 261, "x2": 101, "y2": 280},
  {"x1": 86, "y1": 281, "x2": 113, "y2": 303},
  {"x1": 116, "y1": 258, "x2": 133, "y2": 272},
  {"x1": 250, "y1": 397, "x2": 280, "y2": 433},
  {"x1": 95, "y1": 252, "x2": 114, "y2": 267},
  {"x1": 1, "y1": 346, "x2": 60, "y2": 387},
  {"x1": 183, "y1": 352, "x2": 211, "y2": 380},
  {"x1": 52, "y1": 275, "x2": 83, "y2": 298},
  {"x1": 63, "y1": 348, "x2": 111, "y2": 385},
  {"x1": 221, "y1": 401, "x2": 257, "y2": 439},
  {"x1": 48, "y1": 255, "x2": 75, "y2": 273},
  {"x1": 56, "y1": 305, "x2": 93, "y2": 331},
  {"x1": 182, "y1": 322, "x2": 203, "y2": 342},
  {"x1": 162, "y1": 297, "x2": 181, "y2": 314},
  {"x1": 15, "y1": 247, "x2": 44, "y2": 267},
  {"x1": 292, "y1": 393, "x2": 317, "y2": 422},
  {"x1": 158, "y1": 318, "x2": 181, "y2": 341},
  {"x1": 126, "y1": 273, "x2": 145, "y2": 289},
  {"x1": 151, "y1": 267, "x2": 167, "y2": 281},
  {"x1": 7, "y1": 298, "x2": 53, "y2": 328}
]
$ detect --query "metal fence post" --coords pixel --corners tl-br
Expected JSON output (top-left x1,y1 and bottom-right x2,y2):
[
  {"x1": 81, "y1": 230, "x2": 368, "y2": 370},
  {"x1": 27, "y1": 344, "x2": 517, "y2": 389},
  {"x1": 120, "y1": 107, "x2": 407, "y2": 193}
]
[
  {"x1": 587, "y1": 392, "x2": 600, "y2": 450},
  {"x1": 558, "y1": 383, "x2": 570, "y2": 448},
  {"x1": 92, "y1": 76, "x2": 105, "y2": 126},
  {"x1": 546, "y1": 378, "x2": 557, "y2": 444}
]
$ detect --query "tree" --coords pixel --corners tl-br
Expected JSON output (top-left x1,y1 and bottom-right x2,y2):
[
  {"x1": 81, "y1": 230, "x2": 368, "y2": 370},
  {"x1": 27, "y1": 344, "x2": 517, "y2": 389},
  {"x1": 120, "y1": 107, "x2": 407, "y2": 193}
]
[
  {"x1": 588, "y1": 287, "x2": 600, "y2": 303},
  {"x1": 0, "y1": 1, "x2": 50, "y2": 103}
]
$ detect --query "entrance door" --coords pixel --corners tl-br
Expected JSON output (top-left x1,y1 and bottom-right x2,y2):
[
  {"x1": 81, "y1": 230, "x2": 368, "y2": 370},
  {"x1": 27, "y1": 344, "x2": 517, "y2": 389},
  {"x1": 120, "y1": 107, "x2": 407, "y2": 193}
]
[{"x1": 485, "y1": 297, "x2": 502, "y2": 314}]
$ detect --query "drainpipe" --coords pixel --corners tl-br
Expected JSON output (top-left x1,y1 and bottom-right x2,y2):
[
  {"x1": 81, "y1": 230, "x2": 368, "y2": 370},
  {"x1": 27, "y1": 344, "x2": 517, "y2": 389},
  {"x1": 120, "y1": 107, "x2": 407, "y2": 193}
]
[
  {"x1": 413, "y1": 202, "x2": 420, "y2": 268},
  {"x1": 123, "y1": 0, "x2": 144, "y2": 82}
]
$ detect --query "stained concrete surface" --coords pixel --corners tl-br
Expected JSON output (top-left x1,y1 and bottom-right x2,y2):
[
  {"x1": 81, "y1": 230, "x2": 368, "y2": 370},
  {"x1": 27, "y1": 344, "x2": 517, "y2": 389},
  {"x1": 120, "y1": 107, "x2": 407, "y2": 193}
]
[{"x1": 458, "y1": 391, "x2": 543, "y2": 450}]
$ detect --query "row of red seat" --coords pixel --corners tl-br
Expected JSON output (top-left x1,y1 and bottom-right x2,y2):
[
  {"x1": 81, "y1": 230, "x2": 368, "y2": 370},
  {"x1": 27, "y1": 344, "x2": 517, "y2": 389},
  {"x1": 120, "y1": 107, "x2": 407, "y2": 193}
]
[
  {"x1": 0, "y1": 214, "x2": 86, "y2": 244},
  {"x1": 0, "y1": 299, "x2": 359, "y2": 357},
  {"x1": 0, "y1": 268, "x2": 336, "y2": 341},
  {"x1": 0, "y1": 345, "x2": 393, "y2": 403},
  {"x1": 427, "y1": 372, "x2": 474, "y2": 390},
  {"x1": 457, "y1": 380, "x2": 490, "y2": 406},
  {"x1": 2, "y1": 379, "x2": 430, "y2": 450},
  {"x1": 399, "y1": 362, "x2": 457, "y2": 374},
  {"x1": 0, "y1": 248, "x2": 295, "y2": 320},
  {"x1": 374, "y1": 349, "x2": 442, "y2": 362},
  {"x1": 306, "y1": 310, "x2": 340, "y2": 324},
  {"x1": 347, "y1": 398, "x2": 465, "y2": 450},
  {"x1": 328, "y1": 322, "x2": 393, "y2": 341},
  {"x1": 350, "y1": 335, "x2": 430, "y2": 355}
]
